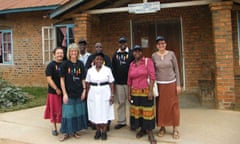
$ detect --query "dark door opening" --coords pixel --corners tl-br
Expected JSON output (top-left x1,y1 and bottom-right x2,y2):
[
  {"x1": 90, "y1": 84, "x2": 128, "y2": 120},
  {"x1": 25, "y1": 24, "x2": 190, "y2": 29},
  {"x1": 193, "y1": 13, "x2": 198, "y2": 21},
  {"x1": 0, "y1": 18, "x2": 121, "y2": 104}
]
[{"x1": 132, "y1": 19, "x2": 183, "y2": 86}]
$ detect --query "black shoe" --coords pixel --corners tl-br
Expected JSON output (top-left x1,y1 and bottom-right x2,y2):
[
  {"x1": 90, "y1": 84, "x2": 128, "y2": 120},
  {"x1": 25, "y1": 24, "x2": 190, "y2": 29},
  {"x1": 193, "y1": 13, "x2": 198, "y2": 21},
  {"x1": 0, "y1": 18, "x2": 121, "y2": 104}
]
[
  {"x1": 52, "y1": 130, "x2": 58, "y2": 136},
  {"x1": 130, "y1": 127, "x2": 136, "y2": 131},
  {"x1": 107, "y1": 120, "x2": 111, "y2": 131},
  {"x1": 92, "y1": 124, "x2": 96, "y2": 130},
  {"x1": 114, "y1": 124, "x2": 126, "y2": 129},
  {"x1": 107, "y1": 125, "x2": 110, "y2": 131},
  {"x1": 94, "y1": 130, "x2": 101, "y2": 140},
  {"x1": 101, "y1": 132, "x2": 107, "y2": 140}
]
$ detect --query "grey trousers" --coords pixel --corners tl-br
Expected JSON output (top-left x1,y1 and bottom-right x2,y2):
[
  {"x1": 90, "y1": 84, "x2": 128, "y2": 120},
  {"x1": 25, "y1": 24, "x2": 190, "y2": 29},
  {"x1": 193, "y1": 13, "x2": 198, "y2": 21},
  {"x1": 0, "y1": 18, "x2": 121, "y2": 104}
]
[{"x1": 115, "y1": 84, "x2": 128, "y2": 125}]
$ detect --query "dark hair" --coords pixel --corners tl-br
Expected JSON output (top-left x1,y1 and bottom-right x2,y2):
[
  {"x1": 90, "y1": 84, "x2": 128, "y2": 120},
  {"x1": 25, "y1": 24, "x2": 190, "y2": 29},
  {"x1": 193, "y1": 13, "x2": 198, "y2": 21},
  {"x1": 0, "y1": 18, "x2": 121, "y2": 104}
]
[
  {"x1": 52, "y1": 47, "x2": 63, "y2": 54},
  {"x1": 94, "y1": 52, "x2": 105, "y2": 59},
  {"x1": 78, "y1": 39, "x2": 87, "y2": 45}
]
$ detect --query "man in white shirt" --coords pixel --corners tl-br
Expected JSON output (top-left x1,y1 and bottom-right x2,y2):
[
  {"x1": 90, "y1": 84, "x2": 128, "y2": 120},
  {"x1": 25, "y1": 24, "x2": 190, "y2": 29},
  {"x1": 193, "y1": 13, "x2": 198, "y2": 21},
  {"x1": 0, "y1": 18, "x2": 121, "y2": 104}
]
[{"x1": 78, "y1": 39, "x2": 91, "y2": 66}]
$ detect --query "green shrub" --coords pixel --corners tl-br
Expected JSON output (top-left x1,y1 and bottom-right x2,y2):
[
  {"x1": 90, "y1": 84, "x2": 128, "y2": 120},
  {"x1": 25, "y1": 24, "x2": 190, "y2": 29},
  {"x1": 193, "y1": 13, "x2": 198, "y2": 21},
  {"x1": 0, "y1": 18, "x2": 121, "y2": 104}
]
[{"x1": 0, "y1": 78, "x2": 29, "y2": 109}]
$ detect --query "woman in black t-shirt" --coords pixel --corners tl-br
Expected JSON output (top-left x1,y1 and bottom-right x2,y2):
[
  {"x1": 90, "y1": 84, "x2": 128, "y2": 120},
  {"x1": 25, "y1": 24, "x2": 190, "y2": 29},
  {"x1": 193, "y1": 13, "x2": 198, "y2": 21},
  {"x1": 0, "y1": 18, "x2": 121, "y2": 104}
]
[
  {"x1": 44, "y1": 47, "x2": 64, "y2": 136},
  {"x1": 59, "y1": 43, "x2": 88, "y2": 141}
]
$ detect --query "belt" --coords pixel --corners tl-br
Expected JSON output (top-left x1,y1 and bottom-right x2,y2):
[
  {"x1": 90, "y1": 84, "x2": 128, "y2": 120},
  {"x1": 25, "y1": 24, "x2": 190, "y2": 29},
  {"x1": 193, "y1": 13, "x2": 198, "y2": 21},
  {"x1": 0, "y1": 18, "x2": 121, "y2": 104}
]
[{"x1": 90, "y1": 82, "x2": 109, "y2": 86}]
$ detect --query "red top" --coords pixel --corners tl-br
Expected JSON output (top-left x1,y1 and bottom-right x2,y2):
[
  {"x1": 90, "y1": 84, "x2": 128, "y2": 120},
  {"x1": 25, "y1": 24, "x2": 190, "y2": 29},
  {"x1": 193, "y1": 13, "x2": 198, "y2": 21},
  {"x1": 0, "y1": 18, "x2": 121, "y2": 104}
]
[{"x1": 127, "y1": 57, "x2": 156, "y2": 89}]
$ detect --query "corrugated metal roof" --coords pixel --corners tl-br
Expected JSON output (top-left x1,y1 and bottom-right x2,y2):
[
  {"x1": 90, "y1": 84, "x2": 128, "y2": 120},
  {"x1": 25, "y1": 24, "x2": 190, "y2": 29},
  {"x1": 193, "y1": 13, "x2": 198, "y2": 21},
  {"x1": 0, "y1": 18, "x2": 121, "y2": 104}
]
[{"x1": 0, "y1": 0, "x2": 70, "y2": 11}]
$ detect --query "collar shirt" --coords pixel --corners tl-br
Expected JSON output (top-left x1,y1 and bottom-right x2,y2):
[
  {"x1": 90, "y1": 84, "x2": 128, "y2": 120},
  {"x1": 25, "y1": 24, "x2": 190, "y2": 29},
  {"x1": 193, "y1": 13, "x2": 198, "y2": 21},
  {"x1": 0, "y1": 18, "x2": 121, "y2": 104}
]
[{"x1": 79, "y1": 52, "x2": 91, "y2": 66}]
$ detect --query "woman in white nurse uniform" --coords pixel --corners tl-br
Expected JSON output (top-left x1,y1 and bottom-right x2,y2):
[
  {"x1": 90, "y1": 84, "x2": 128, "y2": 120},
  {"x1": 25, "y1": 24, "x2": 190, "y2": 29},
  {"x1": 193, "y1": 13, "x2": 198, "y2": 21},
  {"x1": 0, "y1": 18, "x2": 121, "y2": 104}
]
[{"x1": 85, "y1": 52, "x2": 114, "y2": 140}]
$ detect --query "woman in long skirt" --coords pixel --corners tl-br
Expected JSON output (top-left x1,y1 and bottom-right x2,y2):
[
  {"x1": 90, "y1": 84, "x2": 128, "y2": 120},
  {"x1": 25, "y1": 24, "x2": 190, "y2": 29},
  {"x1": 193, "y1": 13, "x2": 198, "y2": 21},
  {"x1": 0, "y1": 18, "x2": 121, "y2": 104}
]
[
  {"x1": 59, "y1": 43, "x2": 88, "y2": 141},
  {"x1": 152, "y1": 36, "x2": 181, "y2": 139},
  {"x1": 44, "y1": 47, "x2": 64, "y2": 136},
  {"x1": 128, "y1": 45, "x2": 156, "y2": 144}
]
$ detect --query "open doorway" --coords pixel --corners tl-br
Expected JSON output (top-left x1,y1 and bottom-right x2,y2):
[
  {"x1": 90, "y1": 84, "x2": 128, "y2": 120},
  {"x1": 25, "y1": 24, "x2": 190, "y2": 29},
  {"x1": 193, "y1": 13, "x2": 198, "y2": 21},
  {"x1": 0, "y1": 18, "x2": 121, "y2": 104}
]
[{"x1": 131, "y1": 19, "x2": 183, "y2": 86}]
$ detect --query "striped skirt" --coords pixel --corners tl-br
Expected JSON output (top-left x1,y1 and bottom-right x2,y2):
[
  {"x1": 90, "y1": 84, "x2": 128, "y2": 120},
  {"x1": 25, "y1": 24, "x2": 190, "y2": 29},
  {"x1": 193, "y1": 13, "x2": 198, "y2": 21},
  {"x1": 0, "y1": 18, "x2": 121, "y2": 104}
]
[
  {"x1": 130, "y1": 87, "x2": 155, "y2": 130},
  {"x1": 60, "y1": 98, "x2": 88, "y2": 134}
]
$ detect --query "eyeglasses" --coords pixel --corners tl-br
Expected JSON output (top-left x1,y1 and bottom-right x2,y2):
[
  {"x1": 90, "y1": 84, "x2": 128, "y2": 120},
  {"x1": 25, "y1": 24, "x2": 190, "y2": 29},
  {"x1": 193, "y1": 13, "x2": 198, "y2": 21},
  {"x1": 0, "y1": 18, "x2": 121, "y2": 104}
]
[{"x1": 95, "y1": 46, "x2": 102, "y2": 48}]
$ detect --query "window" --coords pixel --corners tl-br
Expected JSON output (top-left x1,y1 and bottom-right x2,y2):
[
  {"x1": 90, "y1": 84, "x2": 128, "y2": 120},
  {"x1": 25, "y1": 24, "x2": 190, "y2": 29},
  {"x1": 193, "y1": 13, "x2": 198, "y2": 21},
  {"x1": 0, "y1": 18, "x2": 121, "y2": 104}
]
[
  {"x1": 42, "y1": 24, "x2": 74, "y2": 64},
  {"x1": 42, "y1": 26, "x2": 55, "y2": 64},
  {"x1": 238, "y1": 12, "x2": 240, "y2": 64},
  {"x1": 0, "y1": 30, "x2": 13, "y2": 64},
  {"x1": 55, "y1": 24, "x2": 75, "y2": 49}
]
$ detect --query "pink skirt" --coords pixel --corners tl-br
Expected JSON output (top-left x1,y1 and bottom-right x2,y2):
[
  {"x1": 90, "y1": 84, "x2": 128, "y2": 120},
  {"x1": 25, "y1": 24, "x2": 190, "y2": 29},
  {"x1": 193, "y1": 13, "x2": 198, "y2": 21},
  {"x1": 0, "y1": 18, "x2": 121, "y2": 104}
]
[{"x1": 44, "y1": 93, "x2": 62, "y2": 123}]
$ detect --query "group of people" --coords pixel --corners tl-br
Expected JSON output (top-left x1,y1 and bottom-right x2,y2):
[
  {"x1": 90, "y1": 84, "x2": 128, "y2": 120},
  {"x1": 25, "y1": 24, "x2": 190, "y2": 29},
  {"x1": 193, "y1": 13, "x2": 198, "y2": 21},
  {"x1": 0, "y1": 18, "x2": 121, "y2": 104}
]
[{"x1": 44, "y1": 36, "x2": 181, "y2": 144}]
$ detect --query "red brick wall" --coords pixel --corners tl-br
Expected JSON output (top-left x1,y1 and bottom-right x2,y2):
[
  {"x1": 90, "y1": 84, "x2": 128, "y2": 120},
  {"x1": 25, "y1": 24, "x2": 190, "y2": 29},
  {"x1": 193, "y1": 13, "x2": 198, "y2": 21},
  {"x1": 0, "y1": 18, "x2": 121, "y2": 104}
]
[
  {"x1": 210, "y1": 1, "x2": 235, "y2": 108},
  {"x1": 0, "y1": 1, "x2": 238, "y2": 109},
  {"x1": 89, "y1": 6, "x2": 214, "y2": 90},
  {"x1": 232, "y1": 9, "x2": 240, "y2": 103},
  {"x1": 0, "y1": 11, "x2": 56, "y2": 87}
]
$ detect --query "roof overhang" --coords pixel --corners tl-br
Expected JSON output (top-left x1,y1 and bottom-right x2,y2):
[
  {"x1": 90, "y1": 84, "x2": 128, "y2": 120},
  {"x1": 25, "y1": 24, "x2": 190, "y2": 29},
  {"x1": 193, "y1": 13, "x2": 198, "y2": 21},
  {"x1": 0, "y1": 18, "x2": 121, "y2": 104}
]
[
  {"x1": 87, "y1": 0, "x2": 221, "y2": 14},
  {"x1": 233, "y1": 0, "x2": 240, "y2": 4},
  {"x1": 49, "y1": 0, "x2": 221, "y2": 19},
  {"x1": 49, "y1": 0, "x2": 86, "y2": 19},
  {"x1": 0, "y1": 5, "x2": 58, "y2": 15}
]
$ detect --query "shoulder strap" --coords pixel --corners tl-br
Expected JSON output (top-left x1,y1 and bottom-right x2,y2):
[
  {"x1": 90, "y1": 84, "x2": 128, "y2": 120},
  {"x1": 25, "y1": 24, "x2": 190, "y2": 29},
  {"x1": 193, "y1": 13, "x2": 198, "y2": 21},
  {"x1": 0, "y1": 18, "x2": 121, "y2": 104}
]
[{"x1": 145, "y1": 57, "x2": 148, "y2": 67}]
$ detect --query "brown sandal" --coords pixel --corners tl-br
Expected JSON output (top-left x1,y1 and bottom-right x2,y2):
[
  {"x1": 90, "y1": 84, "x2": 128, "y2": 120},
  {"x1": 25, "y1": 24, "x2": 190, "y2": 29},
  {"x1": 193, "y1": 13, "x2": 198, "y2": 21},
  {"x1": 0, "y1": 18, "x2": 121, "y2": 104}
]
[
  {"x1": 136, "y1": 129, "x2": 147, "y2": 138},
  {"x1": 173, "y1": 130, "x2": 180, "y2": 139},
  {"x1": 59, "y1": 134, "x2": 69, "y2": 142},
  {"x1": 148, "y1": 135, "x2": 157, "y2": 144},
  {"x1": 74, "y1": 132, "x2": 81, "y2": 138},
  {"x1": 157, "y1": 127, "x2": 166, "y2": 137}
]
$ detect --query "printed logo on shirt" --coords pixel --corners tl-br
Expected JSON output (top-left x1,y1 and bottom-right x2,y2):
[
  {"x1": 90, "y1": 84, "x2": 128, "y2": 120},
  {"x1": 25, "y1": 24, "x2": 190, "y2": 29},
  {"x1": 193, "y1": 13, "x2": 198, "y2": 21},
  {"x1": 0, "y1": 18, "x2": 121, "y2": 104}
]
[{"x1": 116, "y1": 53, "x2": 128, "y2": 65}]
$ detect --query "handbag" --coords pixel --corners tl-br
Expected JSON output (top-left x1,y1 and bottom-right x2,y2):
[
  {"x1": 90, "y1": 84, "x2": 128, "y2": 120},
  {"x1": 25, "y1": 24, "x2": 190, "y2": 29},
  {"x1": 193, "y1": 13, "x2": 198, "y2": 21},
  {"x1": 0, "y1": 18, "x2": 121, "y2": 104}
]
[{"x1": 145, "y1": 58, "x2": 159, "y2": 97}]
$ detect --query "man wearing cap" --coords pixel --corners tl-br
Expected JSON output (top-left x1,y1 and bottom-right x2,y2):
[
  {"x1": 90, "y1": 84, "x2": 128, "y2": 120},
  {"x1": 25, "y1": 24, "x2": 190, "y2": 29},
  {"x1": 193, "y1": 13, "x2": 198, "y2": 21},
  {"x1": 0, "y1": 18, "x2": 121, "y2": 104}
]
[
  {"x1": 112, "y1": 37, "x2": 134, "y2": 129},
  {"x1": 78, "y1": 39, "x2": 91, "y2": 66}
]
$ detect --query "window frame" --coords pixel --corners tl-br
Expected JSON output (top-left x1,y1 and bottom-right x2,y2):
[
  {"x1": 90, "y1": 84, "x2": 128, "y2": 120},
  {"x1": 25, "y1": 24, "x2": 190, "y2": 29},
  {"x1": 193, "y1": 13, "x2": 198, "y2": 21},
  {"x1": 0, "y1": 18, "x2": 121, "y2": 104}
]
[
  {"x1": 55, "y1": 24, "x2": 75, "y2": 48},
  {"x1": 42, "y1": 24, "x2": 74, "y2": 64},
  {"x1": 0, "y1": 29, "x2": 13, "y2": 65},
  {"x1": 238, "y1": 11, "x2": 240, "y2": 65},
  {"x1": 42, "y1": 26, "x2": 55, "y2": 64}
]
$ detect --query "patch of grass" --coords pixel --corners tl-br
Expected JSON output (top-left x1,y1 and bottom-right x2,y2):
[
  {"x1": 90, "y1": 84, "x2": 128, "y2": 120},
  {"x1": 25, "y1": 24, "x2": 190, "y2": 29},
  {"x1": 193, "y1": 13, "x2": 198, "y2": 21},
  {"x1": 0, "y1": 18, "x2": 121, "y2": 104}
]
[{"x1": 0, "y1": 87, "x2": 47, "y2": 113}]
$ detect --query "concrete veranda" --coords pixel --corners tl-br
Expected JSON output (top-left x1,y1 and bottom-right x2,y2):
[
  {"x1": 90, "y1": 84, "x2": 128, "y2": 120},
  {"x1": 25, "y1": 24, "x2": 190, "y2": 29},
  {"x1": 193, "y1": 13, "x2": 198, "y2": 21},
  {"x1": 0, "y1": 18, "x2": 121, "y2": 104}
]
[{"x1": 0, "y1": 95, "x2": 240, "y2": 144}]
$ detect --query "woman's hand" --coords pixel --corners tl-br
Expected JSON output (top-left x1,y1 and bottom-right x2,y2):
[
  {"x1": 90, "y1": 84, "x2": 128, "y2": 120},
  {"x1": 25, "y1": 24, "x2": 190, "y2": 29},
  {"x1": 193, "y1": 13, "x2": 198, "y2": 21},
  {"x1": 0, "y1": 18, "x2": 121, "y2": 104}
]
[
  {"x1": 110, "y1": 96, "x2": 114, "y2": 105},
  {"x1": 148, "y1": 91, "x2": 153, "y2": 100},
  {"x1": 56, "y1": 88, "x2": 62, "y2": 95},
  {"x1": 128, "y1": 95, "x2": 132, "y2": 104},
  {"x1": 176, "y1": 86, "x2": 181, "y2": 96},
  {"x1": 81, "y1": 90, "x2": 86, "y2": 101},
  {"x1": 63, "y1": 94, "x2": 68, "y2": 104}
]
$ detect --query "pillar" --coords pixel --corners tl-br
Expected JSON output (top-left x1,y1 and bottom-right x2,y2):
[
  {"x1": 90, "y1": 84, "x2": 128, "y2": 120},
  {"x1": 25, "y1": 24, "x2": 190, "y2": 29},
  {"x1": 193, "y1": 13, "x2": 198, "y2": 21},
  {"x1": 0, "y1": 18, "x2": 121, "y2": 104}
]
[{"x1": 210, "y1": 1, "x2": 235, "y2": 109}]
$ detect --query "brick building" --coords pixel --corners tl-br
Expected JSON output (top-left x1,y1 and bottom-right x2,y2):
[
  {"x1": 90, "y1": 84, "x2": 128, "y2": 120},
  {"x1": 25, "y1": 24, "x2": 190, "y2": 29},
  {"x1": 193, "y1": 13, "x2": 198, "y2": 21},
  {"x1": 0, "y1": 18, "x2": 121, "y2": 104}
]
[{"x1": 0, "y1": 0, "x2": 239, "y2": 109}]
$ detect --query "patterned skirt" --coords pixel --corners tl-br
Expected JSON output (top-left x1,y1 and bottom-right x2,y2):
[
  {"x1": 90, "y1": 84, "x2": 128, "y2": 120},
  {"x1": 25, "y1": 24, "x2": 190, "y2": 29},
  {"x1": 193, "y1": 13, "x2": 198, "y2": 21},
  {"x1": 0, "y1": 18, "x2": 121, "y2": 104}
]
[
  {"x1": 44, "y1": 93, "x2": 62, "y2": 123},
  {"x1": 60, "y1": 98, "x2": 88, "y2": 134},
  {"x1": 130, "y1": 87, "x2": 155, "y2": 130}
]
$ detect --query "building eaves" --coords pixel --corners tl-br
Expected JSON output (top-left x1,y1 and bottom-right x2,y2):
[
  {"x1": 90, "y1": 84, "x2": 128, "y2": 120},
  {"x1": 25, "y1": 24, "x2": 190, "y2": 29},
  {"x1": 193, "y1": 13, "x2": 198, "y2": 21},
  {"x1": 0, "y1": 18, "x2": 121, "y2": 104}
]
[
  {"x1": 49, "y1": 0, "x2": 86, "y2": 19},
  {"x1": 0, "y1": 5, "x2": 58, "y2": 15}
]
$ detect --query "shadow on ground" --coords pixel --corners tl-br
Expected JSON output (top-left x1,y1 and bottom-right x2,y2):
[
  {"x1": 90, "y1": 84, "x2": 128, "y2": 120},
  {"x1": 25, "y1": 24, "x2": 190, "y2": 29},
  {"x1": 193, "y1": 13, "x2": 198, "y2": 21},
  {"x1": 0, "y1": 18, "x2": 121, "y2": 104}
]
[{"x1": 179, "y1": 92, "x2": 215, "y2": 109}]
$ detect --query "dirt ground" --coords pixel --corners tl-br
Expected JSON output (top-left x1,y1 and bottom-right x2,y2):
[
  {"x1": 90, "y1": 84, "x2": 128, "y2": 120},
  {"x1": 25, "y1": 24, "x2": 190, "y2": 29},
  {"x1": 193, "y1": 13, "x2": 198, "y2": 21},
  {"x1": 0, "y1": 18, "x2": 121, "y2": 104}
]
[{"x1": 0, "y1": 138, "x2": 29, "y2": 144}]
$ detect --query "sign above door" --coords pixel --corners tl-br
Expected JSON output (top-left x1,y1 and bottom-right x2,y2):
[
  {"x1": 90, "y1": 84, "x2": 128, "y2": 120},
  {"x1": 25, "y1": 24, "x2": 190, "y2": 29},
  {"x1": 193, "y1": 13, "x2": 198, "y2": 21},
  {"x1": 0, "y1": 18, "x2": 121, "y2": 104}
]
[{"x1": 128, "y1": 2, "x2": 160, "y2": 14}]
